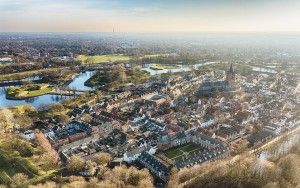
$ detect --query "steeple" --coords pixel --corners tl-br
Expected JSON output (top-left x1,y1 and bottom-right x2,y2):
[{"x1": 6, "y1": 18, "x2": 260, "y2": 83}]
[
  {"x1": 226, "y1": 63, "x2": 236, "y2": 87},
  {"x1": 229, "y1": 63, "x2": 234, "y2": 73}
]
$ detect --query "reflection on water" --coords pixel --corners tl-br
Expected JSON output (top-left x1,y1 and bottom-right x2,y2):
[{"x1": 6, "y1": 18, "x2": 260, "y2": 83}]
[
  {"x1": 67, "y1": 71, "x2": 96, "y2": 91},
  {"x1": 0, "y1": 87, "x2": 74, "y2": 109},
  {"x1": 0, "y1": 65, "x2": 278, "y2": 109},
  {"x1": 251, "y1": 66, "x2": 277, "y2": 74},
  {"x1": 0, "y1": 71, "x2": 95, "y2": 109}
]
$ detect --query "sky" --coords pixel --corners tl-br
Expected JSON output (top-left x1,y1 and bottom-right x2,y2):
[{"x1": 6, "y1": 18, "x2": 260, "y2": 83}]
[{"x1": 0, "y1": 0, "x2": 300, "y2": 32}]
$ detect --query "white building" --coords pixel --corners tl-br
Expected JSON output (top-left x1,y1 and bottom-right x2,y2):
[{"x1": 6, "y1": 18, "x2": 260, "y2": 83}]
[{"x1": 21, "y1": 130, "x2": 35, "y2": 141}]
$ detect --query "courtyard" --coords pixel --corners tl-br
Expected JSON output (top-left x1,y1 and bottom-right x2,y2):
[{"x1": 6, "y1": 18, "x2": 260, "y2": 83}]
[{"x1": 163, "y1": 143, "x2": 203, "y2": 160}]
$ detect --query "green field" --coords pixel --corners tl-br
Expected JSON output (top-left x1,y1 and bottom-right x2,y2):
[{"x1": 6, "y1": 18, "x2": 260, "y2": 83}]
[
  {"x1": 164, "y1": 147, "x2": 184, "y2": 159},
  {"x1": 164, "y1": 143, "x2": 201, "y2": 159},
  {"x1": 6, "y1": 84, "x2": 53, "y2": 99},
  {"x1": 180, "y1": 144, "x2": 200, "y2": 152},
  {"x1": 77, "y1": 54, "x2": 131, "y2": 64},
  {"x1": 142, "y1": 54, "x2": 171, "y2": 59},
  {"x1": 77, "y1": 53, "x2": 175, "y2": 64}
]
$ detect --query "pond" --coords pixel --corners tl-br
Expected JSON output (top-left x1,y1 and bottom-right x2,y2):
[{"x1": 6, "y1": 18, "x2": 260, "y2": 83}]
[{"x1": 0, "y1": 71, "x2": 95, "y2": 109}]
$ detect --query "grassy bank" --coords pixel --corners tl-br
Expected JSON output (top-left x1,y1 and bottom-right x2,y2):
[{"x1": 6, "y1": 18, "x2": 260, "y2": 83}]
[
  {"x1": 0, "y1": 148, "x2": 57, "y2": 185},
  {"x1": 85, "y1": 69, "x2": 150, "y2": 88},
  {"x1": 0, "y1": 68, "x2": 65, "y2": 81},
  {"x1": 6, "y1": 84, "x2": 54, "y2": 99},
  {"x1": 0, "y1": 149, "x2": 39, "y2": 184}
]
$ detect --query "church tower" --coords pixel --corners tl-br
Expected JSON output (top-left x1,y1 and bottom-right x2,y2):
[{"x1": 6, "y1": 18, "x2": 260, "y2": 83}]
[{"x1": 226, "y1": 63, "x2": 235, "y2": 87}]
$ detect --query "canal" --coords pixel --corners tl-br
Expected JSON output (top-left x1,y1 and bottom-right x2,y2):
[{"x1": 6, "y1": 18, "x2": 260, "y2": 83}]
[
  {"x1": 0, "y1": 71, "x2": 96, "y2": 109},
  {"x1": 0, "y1": 63, "x2": 278, "y2": 109}
]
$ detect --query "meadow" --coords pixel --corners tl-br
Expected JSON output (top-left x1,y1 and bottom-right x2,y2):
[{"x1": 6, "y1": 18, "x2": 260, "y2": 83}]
[{"x1": 77, "y1": 54, "x2": 131, "y2": 64}]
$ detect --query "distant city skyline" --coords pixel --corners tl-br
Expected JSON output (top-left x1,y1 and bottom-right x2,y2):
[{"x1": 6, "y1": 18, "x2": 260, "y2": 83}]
[{"x1": 1, "y1": 0, "x2": 300, "y2": 32}]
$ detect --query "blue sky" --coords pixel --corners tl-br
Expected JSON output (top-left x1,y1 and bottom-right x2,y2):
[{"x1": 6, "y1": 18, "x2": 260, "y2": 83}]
[{"x1": 0, "y1": 0, "x2": 300, "y2": 32}]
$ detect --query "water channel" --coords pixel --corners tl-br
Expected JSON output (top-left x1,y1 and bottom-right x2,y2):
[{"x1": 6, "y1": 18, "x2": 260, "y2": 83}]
[
  {"x1": 141, "y1": 62, "x2": 218, "y2": 75},
  {"x1": 0, "y1": 71, "x2": 95, "y2": 109},
  {"x1": 0, "y1": 63, "x2": 278, "y2": 109}
]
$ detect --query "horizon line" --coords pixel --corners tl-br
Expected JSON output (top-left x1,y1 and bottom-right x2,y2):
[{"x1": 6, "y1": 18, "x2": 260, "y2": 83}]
[{"x1": 1, "y1": 31, "x2": 300, "y2": 34}]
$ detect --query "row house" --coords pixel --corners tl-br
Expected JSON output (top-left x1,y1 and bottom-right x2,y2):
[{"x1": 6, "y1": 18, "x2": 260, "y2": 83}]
[
  {"x1": 215, "y1": 125, "x2": 246, "y2": 143},
  {"x1": 46, "y1": 121, "x2": 94, "y2": 149},
  {"x1": 174, "y1": 147, "x2": 229, "y2": 169},
  {"x1": 137, "y1": 152, "x2": 170, "y2": 182},
  {"x1": 158, "y1": 131, "x2": 227, "y2": 150},
  {"x1": 247, "y1": 130, "x2": 273, "y2": 147}
]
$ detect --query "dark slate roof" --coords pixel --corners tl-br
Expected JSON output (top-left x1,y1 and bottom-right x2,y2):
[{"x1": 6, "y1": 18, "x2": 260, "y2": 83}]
[
  {"x1": 198, "y1": 80, "x2": 230, "y2": 95},
  {"x1": 216, "y1": 125, "x2": 244, "y2": 138},
  {"x1": 137, "y1": 151, "x2": 170, "y2": 181},
  {"x1": 53, "y1": 121, "x2": 91, "y2": 140},
  {"x1": 201, "y1": 80, "x2": 229, "y2": 89},
  {"x1": 174, "y1": 147, "x2": 228, "y2": 168}
]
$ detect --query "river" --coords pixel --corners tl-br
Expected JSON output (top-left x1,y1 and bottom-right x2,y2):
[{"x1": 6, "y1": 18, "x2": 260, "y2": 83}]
[
  {"x1": 141, "y1": 62, "x2": 218, "y2": 75},
  {"x1": 0, "y1": 63, "x2": 277, "y2": 109},
  {"x1": 251, "y1": 66, "x2": 277, "y2": 74},
  {"x1": 0, "y1": 71, "x2": 95, "y2": 109}
]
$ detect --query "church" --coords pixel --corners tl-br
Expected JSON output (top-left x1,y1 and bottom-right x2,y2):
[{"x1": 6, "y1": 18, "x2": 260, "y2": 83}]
[{"x1": 198, "y1": 64, "x2": 236, "y2": 96}]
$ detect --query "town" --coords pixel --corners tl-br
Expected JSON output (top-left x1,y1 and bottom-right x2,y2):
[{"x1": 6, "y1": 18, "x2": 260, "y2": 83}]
[{"x1": 0, "y1": 32, "x2": 299, "y2": 187}]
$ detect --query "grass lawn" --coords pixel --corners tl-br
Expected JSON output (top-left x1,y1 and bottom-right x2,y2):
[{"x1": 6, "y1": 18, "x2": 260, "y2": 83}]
[
  {"x1": 180, "y1": 143, "x2": 201, "y2": 153},
  {"x1": 163, "y1": 148, "x2": 184, "y2": 159},
  {"x1": 164, "y1": 143, "x2": 202, "y2": 159},
  {"x1": 150, "y1": 64, "x2": 179, "y2": 70},
  {"x1": 6, "y1": 84, "x2": 53, "y2": 99},
  {"x1": 77, "y1": 53, "x2": 174, "y2": 64},
  {"x1": 141, "y1": 54, "x2": 171, "y2": 59},
  {"x1": 85, "y1": 69, "x2": 150, "y2": 88},
  {"x1": 77, "y1": 54, "x2": 131, "y2": 64}
]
